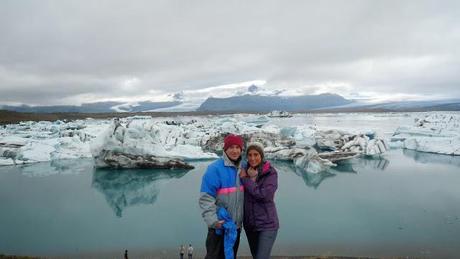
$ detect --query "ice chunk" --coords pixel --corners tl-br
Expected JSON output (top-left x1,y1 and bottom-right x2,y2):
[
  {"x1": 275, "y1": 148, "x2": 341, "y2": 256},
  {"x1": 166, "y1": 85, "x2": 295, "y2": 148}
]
[
  {"x1": 51, "y1": 136, "x2": 92, "y2": 160},
  {"x1": 168, "y1": 144, "x2": 218, "y2": 160},
  {"x1": 391, "y1": 113, "x2": 460, "y2": 155},
  {"x1": 315, "y1": 130, "x2": 388, "y2": 156},
  {"x1": 294, "y1": 153, "x2": 335, "y2": 174},
  {"x1": 267, "y1": 110, "x2": 293, "y2": 118},
  {"x1": 94, "y1": 150, "x2": 194, "y2": 169},
  {"x1": 0, "y1": 136, "x2": 28, "y2": 147},
  {"x1": 17, "y1": 140, "x2": 57, "y2": 163},
  {"x1": 92, "y1": 120, "x2": 195, "y2": 169}
]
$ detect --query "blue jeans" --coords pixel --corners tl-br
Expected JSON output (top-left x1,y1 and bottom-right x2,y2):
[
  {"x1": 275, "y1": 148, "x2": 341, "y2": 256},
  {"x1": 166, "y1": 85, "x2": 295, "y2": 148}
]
[{"x1": 245, "y1": 230, "x2": 278, "y2": 259}]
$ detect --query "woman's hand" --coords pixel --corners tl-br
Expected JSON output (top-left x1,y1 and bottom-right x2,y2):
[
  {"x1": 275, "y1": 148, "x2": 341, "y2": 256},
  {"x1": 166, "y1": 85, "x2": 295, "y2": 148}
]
[
  {"x1": 247, "y1": 167, "x2": 258, "y2": 181},
  {"x1": 240, "y1": 168, "x2": 248, "y2": 178}
]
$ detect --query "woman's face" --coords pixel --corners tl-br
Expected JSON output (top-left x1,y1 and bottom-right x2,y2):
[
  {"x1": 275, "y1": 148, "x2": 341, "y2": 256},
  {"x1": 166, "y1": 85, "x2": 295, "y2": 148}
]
[{"x1": 247, "y1": 149, "x2": 262, "y2": 168}]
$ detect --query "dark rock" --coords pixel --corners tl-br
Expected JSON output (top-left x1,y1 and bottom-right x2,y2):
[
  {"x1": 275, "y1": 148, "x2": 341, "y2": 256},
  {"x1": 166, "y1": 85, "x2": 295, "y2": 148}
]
[{"x1": 95, "y1": 150, "x2": 194, "y2": 169}]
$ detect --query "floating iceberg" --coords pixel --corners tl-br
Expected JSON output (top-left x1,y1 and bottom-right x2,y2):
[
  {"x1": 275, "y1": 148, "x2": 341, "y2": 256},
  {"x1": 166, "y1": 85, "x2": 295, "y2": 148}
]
[
  {"x1": 267, "y1": 110, "x2": 293, "y2": 118},
  {"x1": 1, "y1": 113, "x2": 389, "y2": 172},
  {"x1": 391, "y1": 113, "x2": 460, "y2": 155},
  {"x1": 314, "y1": 129, "x2": 388, "y2": 155},
  {"x1": 0, "y1": 120, "x2": 107, "y2": 165},
  {"x1": 91, "y1": 119, "x2": 197, "y2": 169}
]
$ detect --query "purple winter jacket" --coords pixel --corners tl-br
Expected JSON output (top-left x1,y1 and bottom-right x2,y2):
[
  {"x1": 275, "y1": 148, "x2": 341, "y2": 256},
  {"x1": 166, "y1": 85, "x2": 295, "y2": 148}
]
[{"x1": 241, "y1": 161, "x2": 279, "y2": 232}]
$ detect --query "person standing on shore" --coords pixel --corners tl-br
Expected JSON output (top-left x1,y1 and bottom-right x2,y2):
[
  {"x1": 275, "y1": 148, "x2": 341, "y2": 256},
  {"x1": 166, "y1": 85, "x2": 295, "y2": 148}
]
[
  {"x1": 199, "y1": 134, "x2": 245, "y2": 259},
  {"x1": 187, "y1": 244, "x2": 193, "y2": 259},
  {"x1": 179, "y1": 244, "x2": 185, "y2": 259},
  {"x1": 240, "y1": 142, "x2": 279, "y2": 259}
]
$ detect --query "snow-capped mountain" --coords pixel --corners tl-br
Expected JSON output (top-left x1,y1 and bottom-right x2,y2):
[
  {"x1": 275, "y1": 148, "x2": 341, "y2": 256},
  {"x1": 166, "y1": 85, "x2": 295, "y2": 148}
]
[
  {"x1": 2, "y1": 82, "x2": 460, "y2": 113},
  {"x1": 0, "y1": 101, "x2": 182, "y2": 113}
]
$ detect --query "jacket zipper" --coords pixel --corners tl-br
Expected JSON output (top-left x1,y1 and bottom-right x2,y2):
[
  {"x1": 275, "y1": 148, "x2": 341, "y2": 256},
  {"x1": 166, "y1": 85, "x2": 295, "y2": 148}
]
[{"x1": 235, "y1": 166, "x2": 240, "y2": 227}]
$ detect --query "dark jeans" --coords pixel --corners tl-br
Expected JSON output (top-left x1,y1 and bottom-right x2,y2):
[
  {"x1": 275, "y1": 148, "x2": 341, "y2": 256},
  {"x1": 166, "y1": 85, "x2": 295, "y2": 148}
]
[
  {"x1": 245, "y1": 230, "x2": 278, "y2": 259},
  {"x1": 205, "y1": 228, "x2": 241, "y2": 259}
]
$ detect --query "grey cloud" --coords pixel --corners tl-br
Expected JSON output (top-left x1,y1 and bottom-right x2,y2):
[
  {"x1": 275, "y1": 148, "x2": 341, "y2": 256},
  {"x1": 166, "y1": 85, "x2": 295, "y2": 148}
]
[{"x1": 1, "y1": 0, "x2": 459, "y2": 105}]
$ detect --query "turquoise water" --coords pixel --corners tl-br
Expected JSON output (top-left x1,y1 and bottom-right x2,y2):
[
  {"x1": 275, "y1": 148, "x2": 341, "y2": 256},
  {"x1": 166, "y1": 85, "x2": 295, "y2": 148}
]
[{"x1": 1, "y1": 149, "x2": 460, "y2": 258}]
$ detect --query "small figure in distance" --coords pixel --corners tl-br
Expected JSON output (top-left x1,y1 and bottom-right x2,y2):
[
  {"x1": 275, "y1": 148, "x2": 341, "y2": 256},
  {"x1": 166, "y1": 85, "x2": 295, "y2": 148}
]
[
  {"x1": 124, "y1": 249, "x2": 128, "y2": 259},
  {"x1": 180, "y1": 244, "x2": 185, "y2": 259},
  {"x1": 187, "y1": 244, "x2": 194, "y2": 259}
]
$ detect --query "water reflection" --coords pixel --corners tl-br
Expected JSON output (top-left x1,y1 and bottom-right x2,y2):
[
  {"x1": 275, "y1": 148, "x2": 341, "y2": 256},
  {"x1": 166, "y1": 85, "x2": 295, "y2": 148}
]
[
  {"x1": 403, "y1": 149, "x2": 460, "y2": 167},
  {"x1": 273, "y1": 161, "x2": 336, "y2": 189},
  {"x1": 273, "y1": 156, "x2": 390, "y2": 189},
  {"x1": 330, "y1": 156, "x2": 389, "y2": 175},
  {"x1": 92, "y1": 168, "x2": 189, "y2": 217},
  {"x1": 331, "y1": 161, "x2": 358, "y2": 173},
  {"x1": 300, "y1": 169, "x2": 336, "y2": 189},
  {"x1": 351, "y1": 156, "x2": 390, "y2": 171},
  {"x1": 19, "y1": 159, "x2": 95, "y2": 177}
]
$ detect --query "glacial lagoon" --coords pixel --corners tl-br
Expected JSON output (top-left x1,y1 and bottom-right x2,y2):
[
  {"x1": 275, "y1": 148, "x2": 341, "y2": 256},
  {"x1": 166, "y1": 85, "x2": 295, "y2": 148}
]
[
  {"x1": 1, "y1": 149, "x2": 460, "y2": 258},
  {"x1": 1, "y1": 113, "x2": 460, "y2": 258}
]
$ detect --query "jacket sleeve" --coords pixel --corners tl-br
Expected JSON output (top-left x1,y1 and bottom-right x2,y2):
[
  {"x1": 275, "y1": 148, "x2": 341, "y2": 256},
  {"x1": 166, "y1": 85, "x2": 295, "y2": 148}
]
[
  {"x1": 241, "y1": 168, "x2": 278, "y2": 202},
  {"x1": 199, "y1": 165, "x2": 219, "y2": 228}
]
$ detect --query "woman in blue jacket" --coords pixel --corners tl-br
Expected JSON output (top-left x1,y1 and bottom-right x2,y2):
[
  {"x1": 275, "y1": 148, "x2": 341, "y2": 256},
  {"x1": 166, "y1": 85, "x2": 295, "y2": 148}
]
[{"x1": 240, "y1": 142, "x2": 279, "y2": 259}]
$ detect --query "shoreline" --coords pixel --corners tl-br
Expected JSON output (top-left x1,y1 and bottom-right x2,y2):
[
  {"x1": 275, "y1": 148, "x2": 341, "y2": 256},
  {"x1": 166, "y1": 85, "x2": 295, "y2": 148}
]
[
  {"x1": 0, "y1": 255, "x2": 387, "y2": 259},
  {"x1": 1, "y1": 109, "x2": 457, "y2": 125}
]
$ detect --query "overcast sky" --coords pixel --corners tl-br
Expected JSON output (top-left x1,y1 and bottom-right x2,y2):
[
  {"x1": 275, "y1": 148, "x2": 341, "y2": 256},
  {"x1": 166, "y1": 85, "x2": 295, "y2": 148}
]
[{"x1": 1, "y1": 0, "x2": 459, "y2": 106}]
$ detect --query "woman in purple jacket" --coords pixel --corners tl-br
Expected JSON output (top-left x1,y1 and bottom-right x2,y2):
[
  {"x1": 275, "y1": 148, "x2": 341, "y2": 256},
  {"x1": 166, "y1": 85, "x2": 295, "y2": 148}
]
[{"x1": 240, "y1": 142, "x2": 279, "y2": 259}]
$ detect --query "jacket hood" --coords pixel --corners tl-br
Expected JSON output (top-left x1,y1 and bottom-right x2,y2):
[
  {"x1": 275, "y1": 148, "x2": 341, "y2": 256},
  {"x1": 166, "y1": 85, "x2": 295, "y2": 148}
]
[{"x1": 223, "y1": 151, "x2": 241, "y2": 167}]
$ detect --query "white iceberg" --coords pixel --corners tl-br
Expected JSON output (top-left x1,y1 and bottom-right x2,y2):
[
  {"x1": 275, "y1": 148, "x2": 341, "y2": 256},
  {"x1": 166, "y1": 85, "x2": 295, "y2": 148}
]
[
  {"x1": 267, "y1": 110, "x2": 293, "y2": 118},
  {"x1": 391, "y1": 113, "x2": 460, "y2": 155},
  {"x1": 0, "y1": 119, "x2": 109, "y2": 166},
  {"x1": 91, "y1": 119, "x2": 207, "y2": 169},
  {"x1": 1, "y1": 113, "x2": 390, "y2": 173}
]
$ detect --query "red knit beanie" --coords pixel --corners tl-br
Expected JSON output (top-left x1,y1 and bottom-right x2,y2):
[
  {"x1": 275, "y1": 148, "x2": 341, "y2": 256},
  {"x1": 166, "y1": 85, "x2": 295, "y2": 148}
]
[{"x1": 223, "y1": 134, "x2": 244, "y2": 151}]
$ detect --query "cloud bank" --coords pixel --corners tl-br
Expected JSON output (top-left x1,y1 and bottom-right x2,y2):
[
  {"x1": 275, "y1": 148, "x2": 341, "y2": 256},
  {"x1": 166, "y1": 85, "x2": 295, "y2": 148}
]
[{"x1": 1, "y1": 0, "x2": 459, "y2": 105}]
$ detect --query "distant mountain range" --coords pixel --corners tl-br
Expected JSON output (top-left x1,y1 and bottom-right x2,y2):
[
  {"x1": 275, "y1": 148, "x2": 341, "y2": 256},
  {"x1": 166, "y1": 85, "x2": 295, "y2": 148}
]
[
  {"x1": 365, "y1": 99, "x2": 460, "y2": 111},
  {"x1": 0, "y1": 101, "x2": 181, "y2": 113},
  {"x1": 2, "y1": 93, "x2": 460, "y2": 113},
  {"x1": 197, "y1": 93, "x2": 353, "y2": 112},
  {"x1": 314, "y1": 99, "x2": 460, "y2": 112}
]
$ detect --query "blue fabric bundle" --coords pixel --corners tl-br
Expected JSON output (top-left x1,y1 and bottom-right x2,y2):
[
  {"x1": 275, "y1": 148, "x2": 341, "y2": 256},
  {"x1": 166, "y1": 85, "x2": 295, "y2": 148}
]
[{"x1": 216, "y1": 207, "x2": 237, "y2": 259}]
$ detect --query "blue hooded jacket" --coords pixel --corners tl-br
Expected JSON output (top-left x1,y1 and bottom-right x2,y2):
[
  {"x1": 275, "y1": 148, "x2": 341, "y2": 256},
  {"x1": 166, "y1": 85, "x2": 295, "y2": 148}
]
[{"x1": 216, "y1": 207, "x2": 237, "y2": 259}]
